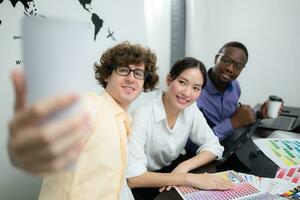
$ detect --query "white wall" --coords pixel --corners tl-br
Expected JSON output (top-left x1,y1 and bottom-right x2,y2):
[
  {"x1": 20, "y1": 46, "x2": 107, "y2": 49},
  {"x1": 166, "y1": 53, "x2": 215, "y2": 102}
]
[
  {"x1": 186, "y1": 0, "x2": 300, "y2": 107},
  {"x1": 130, "y1": 0, "x2": 171, "y2": 112},
  {"x1": 0, "y1": 0, "x2": 171, "y2": 199}
]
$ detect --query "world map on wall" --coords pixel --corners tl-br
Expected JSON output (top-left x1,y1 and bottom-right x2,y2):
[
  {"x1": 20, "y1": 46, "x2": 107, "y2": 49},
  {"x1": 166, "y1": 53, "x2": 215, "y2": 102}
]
[{"x1": 0, "y1": 0, "x2": 105, "y2": 41}]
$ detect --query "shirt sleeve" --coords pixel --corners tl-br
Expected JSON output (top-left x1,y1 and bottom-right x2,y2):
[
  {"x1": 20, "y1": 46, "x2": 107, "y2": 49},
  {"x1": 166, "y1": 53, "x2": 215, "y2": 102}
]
[
  {"x1": 126, "y1": 109, "x2": 149, "y2": 178},
  {"x1": 189, "y1": 103, "x2": 224, "y2": 159},
  {"x1": 212, "y1": 119, "x2": 234, "y2": 141},
  {"x1": 210, "y1": 81, "x2": 241, "y2": 141}
]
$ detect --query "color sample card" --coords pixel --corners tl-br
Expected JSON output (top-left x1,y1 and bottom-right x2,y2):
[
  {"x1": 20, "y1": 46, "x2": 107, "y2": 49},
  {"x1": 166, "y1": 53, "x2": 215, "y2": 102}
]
[
  {"x1": 240, "y1": 193, "x2": 287, "y2": 200},
  {"x1": 254, "y1": 139, "x2": 300, "y2": 168},
  {"x1": 276, "y1": 167, "x2": 300, "y2": 184},
  {"x1": 216, "y1": 171, "x2": 245, "y2": 183},
  {"x1": 175, "y1": 171, "x2": 296, "y2": 199},
  {"x1": 176, "y1": 182, "x2": 260, "y2": 200},
  {"x1": 238, "y1": 171, "x2": 297, "y2": 195},
  {"x1": 175, "y1": 171, "x2": 261, "y2": 200},
  {"x1": 280, "y1": 185, "x2": 300, "y2": 199}
]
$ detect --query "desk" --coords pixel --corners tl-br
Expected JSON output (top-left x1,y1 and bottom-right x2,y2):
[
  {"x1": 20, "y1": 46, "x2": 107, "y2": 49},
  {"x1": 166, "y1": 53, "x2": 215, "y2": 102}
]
[{"x1": 154, "y1": 125, "x2": 300, "y2": 200}]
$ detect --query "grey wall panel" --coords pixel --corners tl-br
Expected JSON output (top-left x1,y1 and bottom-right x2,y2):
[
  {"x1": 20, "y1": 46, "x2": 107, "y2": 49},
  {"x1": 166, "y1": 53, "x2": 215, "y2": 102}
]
[{"x1": 171, "y1": 0, "x2": 186, "y2": 66}]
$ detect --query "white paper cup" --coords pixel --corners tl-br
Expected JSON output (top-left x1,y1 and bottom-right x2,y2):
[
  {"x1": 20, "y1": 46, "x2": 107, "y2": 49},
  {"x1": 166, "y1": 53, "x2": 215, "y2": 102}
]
[{"x1": 267, "y1": 95, "x2": 282, "y2": 118}]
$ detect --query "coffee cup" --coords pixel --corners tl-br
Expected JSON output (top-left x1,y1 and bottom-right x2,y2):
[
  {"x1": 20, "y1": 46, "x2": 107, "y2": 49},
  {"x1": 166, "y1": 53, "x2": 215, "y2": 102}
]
[{"x1": 267, "y1": 95, "x2": 282, "y2": 118}]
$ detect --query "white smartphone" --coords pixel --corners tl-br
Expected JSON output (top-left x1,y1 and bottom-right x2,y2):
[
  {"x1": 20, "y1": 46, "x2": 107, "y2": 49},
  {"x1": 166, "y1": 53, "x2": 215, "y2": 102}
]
[{"x1": 22, "y1": 16, "x2": 93, "y2": 123}]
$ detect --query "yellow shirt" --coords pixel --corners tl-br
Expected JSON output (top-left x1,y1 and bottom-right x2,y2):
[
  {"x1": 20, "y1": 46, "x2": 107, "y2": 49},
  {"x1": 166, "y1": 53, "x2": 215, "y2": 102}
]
[{"x1": 39, "y1": 91, "x2": 132, "y2": 200}]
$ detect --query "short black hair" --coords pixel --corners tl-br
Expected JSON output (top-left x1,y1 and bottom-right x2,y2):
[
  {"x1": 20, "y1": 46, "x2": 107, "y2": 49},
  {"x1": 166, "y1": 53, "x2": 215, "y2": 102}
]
[
  {"x1": 169, "y1": 57, "x2": 207, "y2": 88},
  {"x1": 218, "y1": 41, "x2": 249, "y2": 62}
]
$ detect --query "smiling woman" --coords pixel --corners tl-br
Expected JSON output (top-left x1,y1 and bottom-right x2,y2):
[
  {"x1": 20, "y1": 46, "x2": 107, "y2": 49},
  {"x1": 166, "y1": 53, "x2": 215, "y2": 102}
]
[{"x1": 126, "y1": 57, "x2": 231, "y2": 200}]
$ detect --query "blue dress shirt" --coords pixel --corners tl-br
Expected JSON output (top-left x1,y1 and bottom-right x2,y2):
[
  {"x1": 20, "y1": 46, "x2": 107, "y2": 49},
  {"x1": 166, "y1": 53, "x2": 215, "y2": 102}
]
[{"x1": 185, "y1": 69, "x2": 241, "y2": 154}]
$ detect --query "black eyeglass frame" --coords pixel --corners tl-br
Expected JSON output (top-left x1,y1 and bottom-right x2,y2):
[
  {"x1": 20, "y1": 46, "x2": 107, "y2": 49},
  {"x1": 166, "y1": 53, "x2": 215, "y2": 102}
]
[
  {"x1": 112, "y1": 65, "x2": 150, "y2": 80},
  {"x1": 217, "y1": 53, "x2": 246, "y2": 70}
]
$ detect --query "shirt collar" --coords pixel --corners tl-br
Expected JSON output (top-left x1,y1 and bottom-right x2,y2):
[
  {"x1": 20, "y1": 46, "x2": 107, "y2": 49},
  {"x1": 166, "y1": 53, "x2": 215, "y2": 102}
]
[
  {"x1": 102, "y1": 91, "x2": 125, "y2": 115},
  {"x1": 102, "y1": 91, "x2": 133, "y2": 135},
  {"x1": 152, "y1": 92, "x2": 186, "y2": 126},
  {"x1": 153, "y1": 93, "x2": 167, "y2": 123}
]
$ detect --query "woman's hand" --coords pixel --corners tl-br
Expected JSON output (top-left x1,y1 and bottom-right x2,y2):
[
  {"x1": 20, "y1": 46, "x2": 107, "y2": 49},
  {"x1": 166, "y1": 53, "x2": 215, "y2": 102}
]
[{"x1": 186, "y1": 173, "x2": 234, "y2": 190}]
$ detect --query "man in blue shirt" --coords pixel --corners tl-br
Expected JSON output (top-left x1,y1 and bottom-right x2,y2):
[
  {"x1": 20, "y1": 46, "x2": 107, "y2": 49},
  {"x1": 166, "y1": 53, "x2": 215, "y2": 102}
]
[{"x1": 186, "y1": 41, "x2": 268, "y2": 154}]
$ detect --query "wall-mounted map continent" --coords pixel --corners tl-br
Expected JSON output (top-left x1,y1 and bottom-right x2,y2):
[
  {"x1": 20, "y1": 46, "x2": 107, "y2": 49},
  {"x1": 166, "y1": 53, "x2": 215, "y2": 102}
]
[
  {"x1": 0, "y1": 0, "x2": 104, "y2": 40},
  {"x1": 78, "y1": 0, "x2": 103, "y2": 41}
]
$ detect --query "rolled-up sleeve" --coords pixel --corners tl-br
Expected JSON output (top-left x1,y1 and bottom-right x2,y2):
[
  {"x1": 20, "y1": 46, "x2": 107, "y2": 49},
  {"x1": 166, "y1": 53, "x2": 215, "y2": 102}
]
[
  {"x1": 126, "y1": 110, "x2": 148, "y2": 178},
  {"x1": 189, "y1": 104, "x2": 224, "y2": 159}
]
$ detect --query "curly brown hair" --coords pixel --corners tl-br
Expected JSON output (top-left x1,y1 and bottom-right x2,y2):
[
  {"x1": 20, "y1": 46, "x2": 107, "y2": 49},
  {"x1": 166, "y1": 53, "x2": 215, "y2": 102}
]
[{"x1": 94, "y1": 41, "x2": 159, "y2": 92}]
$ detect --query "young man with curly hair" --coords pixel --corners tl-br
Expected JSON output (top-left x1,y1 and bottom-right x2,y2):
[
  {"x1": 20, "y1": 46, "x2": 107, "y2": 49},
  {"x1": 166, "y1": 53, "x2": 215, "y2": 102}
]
[{"x1": 8, "y1": 42, "x2": 159, "y2": 199}]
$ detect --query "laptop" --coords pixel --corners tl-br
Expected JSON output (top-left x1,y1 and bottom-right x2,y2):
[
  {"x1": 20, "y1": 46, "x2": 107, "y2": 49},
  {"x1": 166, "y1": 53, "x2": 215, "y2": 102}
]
[
  {"x1": 258, "y1": 106, "x2": 300, "y2": 131},
  {"x1": 258, "y1": 116, "x2": 296, "y2": 131}
]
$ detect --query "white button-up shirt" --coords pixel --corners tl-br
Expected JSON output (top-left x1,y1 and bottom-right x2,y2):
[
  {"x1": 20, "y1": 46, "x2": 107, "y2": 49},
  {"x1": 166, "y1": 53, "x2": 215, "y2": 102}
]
[{"x1": 127, "y1": 92, "x2": 223, "y2": 178}]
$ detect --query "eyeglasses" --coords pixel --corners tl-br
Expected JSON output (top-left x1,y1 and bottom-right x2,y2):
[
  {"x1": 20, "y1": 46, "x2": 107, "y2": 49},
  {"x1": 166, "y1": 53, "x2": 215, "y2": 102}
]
[
  {"x1": 114, "y1": 65, "x2": 148, "y2": 80},
  {"x1": 217, "y1": 53, "x2": 245, "y2": 70}
]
